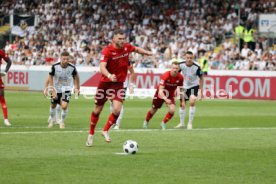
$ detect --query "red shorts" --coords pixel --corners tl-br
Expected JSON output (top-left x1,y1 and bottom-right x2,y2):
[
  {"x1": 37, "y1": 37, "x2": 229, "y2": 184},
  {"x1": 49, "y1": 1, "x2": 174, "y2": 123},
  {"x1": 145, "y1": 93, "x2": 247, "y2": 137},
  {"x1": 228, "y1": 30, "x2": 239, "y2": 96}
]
[
  {"x1": 152, "y1": 92, "x2": 175, "y2": 109},
  {"x1": 0, "y1": 78, "x2": 4, "y2": 88},
  {"x1": 94, "y1": 82, "x2": 124, "y2": 106}
]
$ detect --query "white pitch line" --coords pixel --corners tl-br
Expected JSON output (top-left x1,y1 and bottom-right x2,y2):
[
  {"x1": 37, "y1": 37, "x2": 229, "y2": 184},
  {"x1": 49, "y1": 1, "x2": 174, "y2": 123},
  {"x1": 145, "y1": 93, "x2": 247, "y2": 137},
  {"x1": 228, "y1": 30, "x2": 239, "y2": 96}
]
[{"x1": 0, "y1": 127, "x2": 276, "y2": 135}]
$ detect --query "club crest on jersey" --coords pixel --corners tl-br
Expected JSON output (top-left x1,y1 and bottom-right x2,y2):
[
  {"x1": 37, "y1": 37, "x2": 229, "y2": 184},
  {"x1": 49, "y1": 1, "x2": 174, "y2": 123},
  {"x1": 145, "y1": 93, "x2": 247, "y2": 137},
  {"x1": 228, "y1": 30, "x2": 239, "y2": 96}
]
[{"x1": 124, "y1": 47, "x2": 127, "y2": 51}]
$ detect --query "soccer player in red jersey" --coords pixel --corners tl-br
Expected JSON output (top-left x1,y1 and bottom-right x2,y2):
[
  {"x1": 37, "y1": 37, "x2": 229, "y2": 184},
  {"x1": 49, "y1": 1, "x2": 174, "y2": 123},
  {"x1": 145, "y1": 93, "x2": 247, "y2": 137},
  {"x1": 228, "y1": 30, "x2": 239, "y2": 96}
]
[
  {"x1": 86, "y1": 30, "x2": 153, "y2": 146},
  {"x1": 0, "y1": 49, "x2": 12, "y2": 126},
  {"x1": 142, "y1": 62, "x2": 185, "y2": 130}
]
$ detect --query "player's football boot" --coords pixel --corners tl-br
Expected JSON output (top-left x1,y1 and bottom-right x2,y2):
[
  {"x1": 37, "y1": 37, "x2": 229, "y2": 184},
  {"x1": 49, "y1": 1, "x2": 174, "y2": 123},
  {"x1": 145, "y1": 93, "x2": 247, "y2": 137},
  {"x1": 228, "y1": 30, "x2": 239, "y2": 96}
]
[
  {"x1": 160, "y1": 122, "x2": 166, "y2": 130},
  {"x1": 4, "y1": 119, "x2": 11, "y2": 127},
  {"x1": 187, "y1": 123, "x2": 193, "y2": 130},
  {"x1": 174, "y1": 123, "x2": 185, "y2": 129},
  {"x1": 86, "y1": 134, "x2": 94, "y2": 147},
  {"x1": 143, "y1": 121, "x2": 148, "y2": 129},
  {"x1": 102, "y1": 131, "x2": 111, "y2": 143},
  {"x1": 59, "y1": 122, "x2": 65, "y2": 129},
  {"x1": 113, "y1": 124, "x2": 120, "y2": 130},
  {"x1": 48, "y1": 118, "x2": 54, "y2": 128}
]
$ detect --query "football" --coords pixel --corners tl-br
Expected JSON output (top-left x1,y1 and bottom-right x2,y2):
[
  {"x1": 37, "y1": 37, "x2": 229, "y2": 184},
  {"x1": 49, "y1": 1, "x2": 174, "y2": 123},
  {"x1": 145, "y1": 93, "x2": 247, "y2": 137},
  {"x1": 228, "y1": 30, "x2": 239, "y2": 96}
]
[{"x1": 123, "y1": 140, "x2": 138, "y2": 154}]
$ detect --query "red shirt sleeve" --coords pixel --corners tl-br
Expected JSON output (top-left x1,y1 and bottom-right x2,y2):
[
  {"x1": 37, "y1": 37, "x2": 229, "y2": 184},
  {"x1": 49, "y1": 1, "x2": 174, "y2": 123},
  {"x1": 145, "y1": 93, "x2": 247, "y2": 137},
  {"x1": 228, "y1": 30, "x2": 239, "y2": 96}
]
[
  {"x1": 159, "y1": 72, "x2": 169, "y2": 86},
  {"x1": 0, "y1": 50, "x2": 9, "y2": 61},
  {"x1": 178, "y1": 75, "x2": 184, "y2": 86},
  {"x1": 100, "y1": 47, "x2": 111, "y2": 63},
  {"x1": 126, "y1": 43, "x2": 136, "y2": 52}
]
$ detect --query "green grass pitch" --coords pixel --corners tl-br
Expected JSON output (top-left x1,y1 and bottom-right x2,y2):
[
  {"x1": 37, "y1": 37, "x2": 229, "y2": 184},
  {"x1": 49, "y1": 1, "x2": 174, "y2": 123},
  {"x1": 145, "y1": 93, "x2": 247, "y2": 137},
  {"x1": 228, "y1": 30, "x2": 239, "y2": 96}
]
[{"x1": 0, "y1": 91, "x2": 275, "y2": 184}]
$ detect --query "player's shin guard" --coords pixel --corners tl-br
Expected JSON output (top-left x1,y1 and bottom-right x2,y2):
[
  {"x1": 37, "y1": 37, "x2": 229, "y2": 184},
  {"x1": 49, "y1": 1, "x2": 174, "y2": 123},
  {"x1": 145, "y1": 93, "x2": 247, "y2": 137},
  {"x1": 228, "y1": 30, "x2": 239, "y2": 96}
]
[
  {"x1": 61, "y1": 109, "x2": 68, "y2": 122},
  {"x1": 56, "y1": 105, "x2": 61, "y2": 121},
  {"x1": 179, "y1": 108, "x2": 185, "y2": 126},
  {"x1": 103, "y1": 113, "x2": 119, "y2": 131},
  {"x1": 0, "y1": 96, "x2": 8, "y2": 119},
  {"x1": 189, "y1": 106, "x2": 196, "y2": 125},
  {"x1": 145, "y1": 111, "x2": 154, "y2": 122},
  {"x1": 90, "y1": 112, "x2": 100, "y2": 135},
  {"x1": 50, "y1": 107, "x2": 56, "y2": 120},
  {"x1": 163, "y1": 112, "x2": 174, "y2": 123}
]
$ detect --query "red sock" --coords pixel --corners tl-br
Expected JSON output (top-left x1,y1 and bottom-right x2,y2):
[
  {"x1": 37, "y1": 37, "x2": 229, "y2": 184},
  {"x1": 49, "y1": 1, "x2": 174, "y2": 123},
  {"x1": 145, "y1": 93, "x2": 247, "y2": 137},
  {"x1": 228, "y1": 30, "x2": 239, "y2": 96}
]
[
  {"x1": 163, "y1": 112, "x2": 174, "y2": 123},
  {"x1": 0, "y1": 96, "x2": 8, "y2": 119},
  {"x1": 103, "y1": 113, "x2": 119, "y2": 131},
  {"x1": 145, "y1": 111, "x2": 154, "y2": 122},
  {"x1": 89, "y1": 112, "x2": 99, "y2": 135}
]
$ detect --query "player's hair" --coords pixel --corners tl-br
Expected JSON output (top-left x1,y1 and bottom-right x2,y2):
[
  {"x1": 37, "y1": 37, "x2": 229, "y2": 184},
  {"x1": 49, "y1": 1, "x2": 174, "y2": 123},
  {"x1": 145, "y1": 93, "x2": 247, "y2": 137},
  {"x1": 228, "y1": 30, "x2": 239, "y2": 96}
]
[
  {"x1": 186, "y1": 51, "x2": 193, "y2": 55},
  {"x1": 113, "y1": 29, "x2": 125, "y2": 37},
  {"x1": 171, "y1": 61, "x2": 179, "y2": 66},
  {"x1": 61, "y1": 51, "x2": 70, "y2": 57}
]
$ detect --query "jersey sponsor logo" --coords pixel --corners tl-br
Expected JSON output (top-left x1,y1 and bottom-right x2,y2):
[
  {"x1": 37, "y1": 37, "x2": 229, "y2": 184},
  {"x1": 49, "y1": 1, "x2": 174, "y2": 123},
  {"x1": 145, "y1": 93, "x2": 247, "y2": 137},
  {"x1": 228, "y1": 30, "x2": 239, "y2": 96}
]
[
  {"x1": 124, "y1": 47, "x2": 127, "y2": 51},
  {"x1": 112, "y1": 53, "x2": 129, "y2": 60},
  {"x1": 165, "y1": 83, "x2": 178, "y2": 86},
  {"x1": 111, "y1": 52, "x2": 117, "y2": 55}
]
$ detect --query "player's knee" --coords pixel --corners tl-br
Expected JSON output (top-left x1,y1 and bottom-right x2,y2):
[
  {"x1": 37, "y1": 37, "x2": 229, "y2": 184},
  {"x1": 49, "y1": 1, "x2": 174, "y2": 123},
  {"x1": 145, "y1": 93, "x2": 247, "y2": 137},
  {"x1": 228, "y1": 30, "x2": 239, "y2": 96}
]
[
  {"x1": 150, "y1": 108, "x2": 157, "y2": 114},
  {"x1": 61, "y1": 106, "x2": 67, "y2": 110},
  {"x1": 169, "y1": 108, "x2": 175, "y2": 114},
  {"x1": 190, "y1": 102, "x2": 196, "y2": 107},
  {"x1": 112, "y1": 108, "x2": 121, "y2": 116}
]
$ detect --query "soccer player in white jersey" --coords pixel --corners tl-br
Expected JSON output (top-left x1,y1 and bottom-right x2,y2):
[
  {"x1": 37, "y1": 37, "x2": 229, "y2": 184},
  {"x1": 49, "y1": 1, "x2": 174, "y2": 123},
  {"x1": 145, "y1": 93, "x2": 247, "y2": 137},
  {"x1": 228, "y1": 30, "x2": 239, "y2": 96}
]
[
  {"x1": 44, "y1": 56, "x2": 76, "y2": 125},
  {"x1": 44, "y1": 77, "x2": 62, "y2": 125},
  {"x1": 175, "y1": 51, "x2": 203, "y2": 130},
  {"x1": 110, "y1": 63, "x2": 135, "y2": 130},
  {"x1": 44, "y1": 51, "x2": 80, "y2": 129}
]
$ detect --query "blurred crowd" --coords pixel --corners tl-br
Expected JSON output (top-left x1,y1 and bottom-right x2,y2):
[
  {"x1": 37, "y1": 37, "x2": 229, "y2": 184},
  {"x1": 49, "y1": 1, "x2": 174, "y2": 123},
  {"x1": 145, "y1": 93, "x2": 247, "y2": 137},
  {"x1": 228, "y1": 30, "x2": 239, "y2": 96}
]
[{"x1": 0, "y1": 0, "x2": 276, "y2": 70}]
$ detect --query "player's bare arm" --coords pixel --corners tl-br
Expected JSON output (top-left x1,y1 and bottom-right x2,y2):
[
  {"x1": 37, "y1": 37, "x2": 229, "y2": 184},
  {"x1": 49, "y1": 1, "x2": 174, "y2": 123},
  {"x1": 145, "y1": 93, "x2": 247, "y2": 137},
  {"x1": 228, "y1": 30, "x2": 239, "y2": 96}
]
[
  {"x1": 99, "y1": 62, "x2": 117, "y2": 82},
  {"x1": 128, "y1": 66, "x2": 135, "y2": 94},
  {"x1": 158, "y1": 85, "x2": 171, "y2": 104},
  {"x1": 0, "y1": 56, "x2": 12, "y2": 76},
  {"x1": 4, "y1": 57, "x2": 12, "y2": 73},
  {"x1": 43, "y1": 77, "x2": 50, "y2": 97},
  {"x1": 134, "y1": 47, "x2": 153, "y2": 56},
  {"x1": 48, "y1": 75, "x2": 57, "y2": 99},
  {"x1": 198, "y1": 75, "x2": 204, "y2": 100},
  {"x1": 74, "y1": 73, "x2": 80, "y2": 96}
]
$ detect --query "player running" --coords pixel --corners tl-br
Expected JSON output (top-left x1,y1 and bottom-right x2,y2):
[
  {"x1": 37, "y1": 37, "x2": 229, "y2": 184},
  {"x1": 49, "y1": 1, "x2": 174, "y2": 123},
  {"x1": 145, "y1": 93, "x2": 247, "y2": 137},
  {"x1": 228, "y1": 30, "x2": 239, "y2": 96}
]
[
  {"x1": 44, "y1": 51, "x2": 80, "y2": 129},
  {"x1": 143, "y1": 62, "x2": 185, "y2": 130},
  {"x1": 0, "y1": 49, "x2": 12, "y2": 126},
  {"x1": 174, "y1": 51, "x2": 203, "y2": 130},
  {"x1": 86, "y1": 29, "x2": 152, "y2": 146}
]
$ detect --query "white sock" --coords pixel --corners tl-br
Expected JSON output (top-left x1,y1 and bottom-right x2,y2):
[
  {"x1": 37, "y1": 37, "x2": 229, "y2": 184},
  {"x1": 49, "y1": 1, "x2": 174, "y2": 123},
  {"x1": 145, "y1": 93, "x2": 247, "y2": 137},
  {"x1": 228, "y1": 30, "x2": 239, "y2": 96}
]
[
  {"x1": 189, "y1": 106, "x2": 196, "y2": 125},
  {"x1": 50, "y1": 108, "x2": 56, "y2": 120},
  {"x1": 61, "y1": 109, "x2": 68, "y2": 123},
  {"x1": 116, "y1": 106, "x2": 124, "y2": 127},
  {"x1": 56, "y1": 105, "x2": 61, "y2": 121},
  {"x1": 179, "y1": 108, "x2": 185, "y2": 126}
]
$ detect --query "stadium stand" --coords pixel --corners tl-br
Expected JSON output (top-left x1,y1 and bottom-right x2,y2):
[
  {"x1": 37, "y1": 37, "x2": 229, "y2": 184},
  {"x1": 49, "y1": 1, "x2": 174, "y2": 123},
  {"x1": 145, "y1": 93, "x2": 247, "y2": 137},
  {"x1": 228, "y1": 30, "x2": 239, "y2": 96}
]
[{"x1": 0, "y1": 0, "x2": 275, "y2": 70}]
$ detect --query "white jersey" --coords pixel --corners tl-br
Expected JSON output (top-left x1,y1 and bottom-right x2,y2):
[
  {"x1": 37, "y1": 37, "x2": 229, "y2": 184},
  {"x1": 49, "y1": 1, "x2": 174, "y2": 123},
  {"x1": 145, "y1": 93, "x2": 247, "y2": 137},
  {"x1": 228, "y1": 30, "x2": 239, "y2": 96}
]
[
  {"x1": 49, "y1": 62, "x2": 78, "y2": 93},
  {"x1": 179, "y1": 61, "x2": 203, "y2": 89}
]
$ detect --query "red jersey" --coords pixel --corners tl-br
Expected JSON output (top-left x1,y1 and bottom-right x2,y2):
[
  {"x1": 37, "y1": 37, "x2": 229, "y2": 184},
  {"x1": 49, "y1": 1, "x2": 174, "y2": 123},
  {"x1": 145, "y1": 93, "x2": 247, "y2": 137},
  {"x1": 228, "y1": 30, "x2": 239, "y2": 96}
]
[
  {"x1": 157, "y1": 71, "x2": 183, "y2": 97},
  {"x1": 0, "y1": 49, "x2": 9, "y2": 64},
  {"x1": 100, "y1": 43, "x2": 136, "y2": 82}
]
